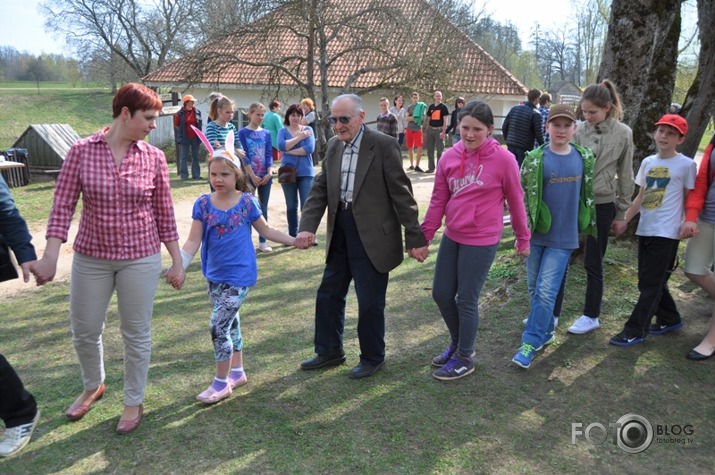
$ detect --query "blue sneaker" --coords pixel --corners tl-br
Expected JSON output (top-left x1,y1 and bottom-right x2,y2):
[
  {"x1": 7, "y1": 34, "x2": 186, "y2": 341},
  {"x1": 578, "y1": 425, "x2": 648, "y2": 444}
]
[
  {"x1": 512, "y1": 343, "x2": 537, "y2": 369},
  {"x1": 609, "y1": 331, "x2": 645, "y2": 347},
  {"x1": 649, "y1": 322, "x2": 683, "y2": 335},
  {"x1": 535, "y1": 333, "x2": 555, "y2": 352},
  {"x1": 432, "y1": 354, "x2": 475, "y2": 380}
]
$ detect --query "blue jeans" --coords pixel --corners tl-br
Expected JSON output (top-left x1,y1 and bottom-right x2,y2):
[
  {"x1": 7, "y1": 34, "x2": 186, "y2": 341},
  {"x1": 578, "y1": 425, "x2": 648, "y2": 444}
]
[
  {"x1": 282, "y1": 176, "x2": 314, "y2": 237},
  {"x1": 180, "y1": 137, "x2": 201, "y2": 179},
  {"x1": 432, "y1": 235, "x2": 497, "y2": 357},
  {"x1": 523, "y1": 245, "x2": 572, "y2": 347},
  {"x1": 255, "y1": 179, "x2": 272, "y2": 243}
]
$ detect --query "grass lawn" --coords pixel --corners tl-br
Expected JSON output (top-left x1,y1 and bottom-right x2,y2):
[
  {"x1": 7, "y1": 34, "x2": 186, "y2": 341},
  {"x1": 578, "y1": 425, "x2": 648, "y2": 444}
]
[
  {"x1": 0, "y1": 84, "x2": 114, "y2": 149},
  {"x1": 1, "y1": 83, "x2": 714, "y2": 473},
  {"x1": 1, "y1": 178, "x2": 714, "y2": 473}
]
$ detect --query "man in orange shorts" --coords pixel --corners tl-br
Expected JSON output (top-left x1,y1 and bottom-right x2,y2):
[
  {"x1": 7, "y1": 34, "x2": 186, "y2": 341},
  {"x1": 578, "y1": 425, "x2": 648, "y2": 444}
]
[{"x1": 405, "y1": 92, "x2": 427, "y2": 172}]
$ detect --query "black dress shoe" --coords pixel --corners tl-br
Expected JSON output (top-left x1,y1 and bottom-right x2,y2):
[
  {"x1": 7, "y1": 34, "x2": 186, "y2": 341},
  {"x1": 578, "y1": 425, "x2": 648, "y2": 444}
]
[
  {"x1": 348, "y1": 361, "x2": 385, "y2": 379},
  {"x1": 300, "y1": 353, "x2": 346, "y2": 370},
  {"x1": 686, "y1": 348, "x2": 715, "y2": 361}
]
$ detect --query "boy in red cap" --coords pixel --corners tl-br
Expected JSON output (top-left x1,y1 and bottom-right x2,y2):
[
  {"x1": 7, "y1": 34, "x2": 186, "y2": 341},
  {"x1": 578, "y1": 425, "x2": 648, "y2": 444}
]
[{"x1": 610, "y1": 114, "x2": 696, "y2": 346}]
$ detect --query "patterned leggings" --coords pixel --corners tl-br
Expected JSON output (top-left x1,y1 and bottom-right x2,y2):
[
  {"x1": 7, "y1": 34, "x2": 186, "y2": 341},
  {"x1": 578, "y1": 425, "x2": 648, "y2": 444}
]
[{"x1": 208, "y1": 282, "x2": 249, "y2": 361}]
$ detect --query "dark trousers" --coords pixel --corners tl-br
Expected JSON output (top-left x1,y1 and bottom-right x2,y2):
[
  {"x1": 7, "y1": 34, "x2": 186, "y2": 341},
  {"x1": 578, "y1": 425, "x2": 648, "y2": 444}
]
[
  {"x1": 582, "y1": 203, "x2": 616, "y2": 317},
  {"x1": 313, "y1": 209, "x2": 389, "y2": 365},
  {"x1": 0, "y1": 354, "x2": 37, "y2": 428},
  {"x1": 553, "y1": 202, "x2": 615, "y2": 318},
  {"x1": 624, "y1": 236, "x2": 681, "y2": 338},
  {"x1": 507, "y1": 146, "x2": 526, "y2": 168}
]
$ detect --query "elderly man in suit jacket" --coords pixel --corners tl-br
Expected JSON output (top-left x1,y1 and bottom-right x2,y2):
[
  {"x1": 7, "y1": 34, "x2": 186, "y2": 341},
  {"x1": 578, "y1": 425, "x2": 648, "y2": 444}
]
[{"x1": 297, "y1": 94, "x2": 429, "y2": 379}]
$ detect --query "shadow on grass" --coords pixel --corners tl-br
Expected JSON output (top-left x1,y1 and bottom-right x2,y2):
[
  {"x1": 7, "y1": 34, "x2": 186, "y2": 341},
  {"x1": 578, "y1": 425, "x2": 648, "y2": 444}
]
[{"x1": 2, "y1": 235, "x2": 715, "y2": 472}]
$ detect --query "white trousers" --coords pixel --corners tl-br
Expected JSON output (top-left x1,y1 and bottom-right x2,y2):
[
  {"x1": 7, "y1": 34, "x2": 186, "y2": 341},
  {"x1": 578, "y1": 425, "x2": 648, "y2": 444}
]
[{"x1": 70, "y1": 252, "x2": 161, "y2": 406}]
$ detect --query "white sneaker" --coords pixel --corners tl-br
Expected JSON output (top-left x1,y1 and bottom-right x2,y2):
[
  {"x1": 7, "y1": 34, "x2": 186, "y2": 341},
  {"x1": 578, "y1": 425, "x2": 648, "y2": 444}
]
[
  {"x1": 567, "y1": 315, "x2": 600, "y2": 334},
  {"x1": 523, "y1": 317, "x2": 559, "y2": 327},
  {"x1": 258, "y1": 243, "x2": 272, "y2": 252},
  {"x1": 0, "y1": 410, "x2": 40, "y2": 457}
]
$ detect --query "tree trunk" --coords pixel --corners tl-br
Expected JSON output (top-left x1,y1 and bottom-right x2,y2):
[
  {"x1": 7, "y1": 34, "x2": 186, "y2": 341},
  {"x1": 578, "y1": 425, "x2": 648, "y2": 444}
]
[
  {"x1": 679, "y1": 0, "x2": 715, "y2": 157},
  {"x1": 598, "y1": 0, "x2": 684, "y2": 171}
]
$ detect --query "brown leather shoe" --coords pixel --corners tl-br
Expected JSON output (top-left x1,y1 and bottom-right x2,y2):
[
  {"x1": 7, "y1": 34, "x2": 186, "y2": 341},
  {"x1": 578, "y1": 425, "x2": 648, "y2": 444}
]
[
  {"x1": 65, "y1": 384, "x2": 106, "y2": 421},
  {"x1": 116, "y1": 404, "x2": 143, "y2": 435}
]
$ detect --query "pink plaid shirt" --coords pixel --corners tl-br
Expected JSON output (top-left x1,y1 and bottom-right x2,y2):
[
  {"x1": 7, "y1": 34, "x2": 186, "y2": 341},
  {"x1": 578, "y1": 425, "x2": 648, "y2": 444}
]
[{"x1": 46, "y1": 129, "x2": 180, "y2": 260}]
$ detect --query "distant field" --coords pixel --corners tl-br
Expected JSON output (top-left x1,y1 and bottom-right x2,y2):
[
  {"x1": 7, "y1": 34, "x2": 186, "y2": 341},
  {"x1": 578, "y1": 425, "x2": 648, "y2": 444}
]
[{"x1": 0, "y1": 82, "x2": 114, "y2": 148}]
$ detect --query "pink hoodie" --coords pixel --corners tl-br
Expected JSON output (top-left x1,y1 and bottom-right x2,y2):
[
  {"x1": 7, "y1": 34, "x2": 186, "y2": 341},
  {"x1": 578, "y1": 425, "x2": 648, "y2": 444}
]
[{"x1": 421, "y1": 138, "x2": 530, "y2": 252}]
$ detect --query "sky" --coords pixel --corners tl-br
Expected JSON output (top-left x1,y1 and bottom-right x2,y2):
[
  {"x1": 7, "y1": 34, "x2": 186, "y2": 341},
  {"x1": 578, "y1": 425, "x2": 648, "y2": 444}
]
[
  {"x1": 3, "y1": 0, "x2": 578, "y2": 57},
  {"x1": 2, "y1": 0, "x2": 698, "y2": 58}
]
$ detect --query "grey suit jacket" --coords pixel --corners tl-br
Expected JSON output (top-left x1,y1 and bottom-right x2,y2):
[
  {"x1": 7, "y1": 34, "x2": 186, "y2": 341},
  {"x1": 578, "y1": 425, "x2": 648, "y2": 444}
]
[{"x1": 299, "y1": 127, "x2": 427, "y2": 273}]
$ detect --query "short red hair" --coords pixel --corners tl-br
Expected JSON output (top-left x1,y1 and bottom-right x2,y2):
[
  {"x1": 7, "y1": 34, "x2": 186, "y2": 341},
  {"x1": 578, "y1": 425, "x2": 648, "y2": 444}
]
[{"x1": 112, "y1": 83, "x2": 162, "y2": 118}]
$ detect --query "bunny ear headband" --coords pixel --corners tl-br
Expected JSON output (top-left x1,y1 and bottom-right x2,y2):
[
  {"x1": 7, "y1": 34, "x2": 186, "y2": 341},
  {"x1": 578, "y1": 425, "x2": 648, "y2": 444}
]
[{"x1": 190, "y1": 125, "x2": 241, "y2": 168}]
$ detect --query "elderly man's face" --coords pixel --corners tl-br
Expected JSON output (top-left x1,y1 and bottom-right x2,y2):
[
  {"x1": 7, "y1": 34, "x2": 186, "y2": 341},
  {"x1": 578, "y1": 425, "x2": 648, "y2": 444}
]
[{"x1": 331, "y1": 98, "x2": 365, "y2": 143}]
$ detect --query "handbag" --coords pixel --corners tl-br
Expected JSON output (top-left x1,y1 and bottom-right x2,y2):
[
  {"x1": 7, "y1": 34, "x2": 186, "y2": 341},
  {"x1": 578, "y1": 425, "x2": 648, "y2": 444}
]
[{"x1": 278, "y1": 164, "x2": 297, "y2": 184}]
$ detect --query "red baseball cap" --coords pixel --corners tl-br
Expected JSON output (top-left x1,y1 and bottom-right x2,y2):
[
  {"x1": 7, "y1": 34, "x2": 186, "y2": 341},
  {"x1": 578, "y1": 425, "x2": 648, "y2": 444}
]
[
  {"x1": 655, "y1": 114, "x2": 687, "y2": 135},
  {"x1": 182, "y1": 94, "x2": 197, "y2": 103}
]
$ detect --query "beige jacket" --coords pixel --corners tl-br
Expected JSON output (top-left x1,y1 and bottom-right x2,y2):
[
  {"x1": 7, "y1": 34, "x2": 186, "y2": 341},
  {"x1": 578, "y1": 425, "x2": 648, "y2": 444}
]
[{"x1": 574, "y1": 117, "x2": 634, "y2": 219}]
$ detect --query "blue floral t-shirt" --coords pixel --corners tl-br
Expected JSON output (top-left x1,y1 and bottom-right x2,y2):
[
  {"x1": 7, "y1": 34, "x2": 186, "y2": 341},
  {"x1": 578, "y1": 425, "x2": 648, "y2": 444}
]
[
  {"x1": 193, "y1": 192, "x2": 263, "y2": 287},
  {"x1": 238, "y1": 128, "x2": 273, "y2": 178}
]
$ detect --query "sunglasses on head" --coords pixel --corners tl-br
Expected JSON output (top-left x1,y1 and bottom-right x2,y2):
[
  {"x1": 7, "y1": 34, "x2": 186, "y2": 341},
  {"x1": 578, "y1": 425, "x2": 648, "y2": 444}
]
[{"x1": 328, "y1": 115, "x2": 353, "y2": 125}]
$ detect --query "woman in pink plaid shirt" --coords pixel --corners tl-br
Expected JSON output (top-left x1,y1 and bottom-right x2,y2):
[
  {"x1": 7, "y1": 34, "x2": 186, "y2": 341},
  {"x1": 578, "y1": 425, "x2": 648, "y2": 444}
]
[{"x1": 31, "y1": 83, "x2": 185, "y2": 434}]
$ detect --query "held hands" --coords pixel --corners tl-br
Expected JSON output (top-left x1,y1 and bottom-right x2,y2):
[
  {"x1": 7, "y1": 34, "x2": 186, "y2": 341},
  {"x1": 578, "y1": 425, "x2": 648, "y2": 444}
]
[
  {"x1": 19, "y1": 261, "x2": 36, "y2": 283},
  {"x1": 408, "y1": 246, "x2": 429, "y2": 263},
  {"x1": 295, "y1": 232, "x2": 315, "y2": 249},
  {"x1": 29, "y1": 256, "x2": 57, "y2": 286},
  {"x1": 680, "y1": 221, "x2": 699, "y2": 239},
  {"x1": 515, "y1": 241, "x2": 530, "y2": 257},
  {"x1": 165, "y1": 263, "x2": 185, "y2": 290},
  {"x1": 610, "y1": 219, "x2": 628, "y2": 237}
]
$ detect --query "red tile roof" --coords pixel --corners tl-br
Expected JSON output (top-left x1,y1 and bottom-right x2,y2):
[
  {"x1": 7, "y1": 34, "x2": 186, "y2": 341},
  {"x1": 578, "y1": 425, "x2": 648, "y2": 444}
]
[{"x1": 144, "y1": 0, "x2": 527, "y2": 97}]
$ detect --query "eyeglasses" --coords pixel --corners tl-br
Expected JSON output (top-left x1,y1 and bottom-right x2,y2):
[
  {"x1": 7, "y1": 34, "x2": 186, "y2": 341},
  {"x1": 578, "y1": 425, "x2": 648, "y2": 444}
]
[{"x1": 328, "y1": 115, "x2": 354, "y2": 125}]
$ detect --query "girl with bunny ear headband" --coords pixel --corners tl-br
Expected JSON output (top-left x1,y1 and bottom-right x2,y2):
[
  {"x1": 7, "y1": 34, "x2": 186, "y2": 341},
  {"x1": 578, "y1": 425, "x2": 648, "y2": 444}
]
[
  {"x1": 177, "y1": 124, "x2": 300, "y2": 405},
  {"x1": 191, "y1": 125, "x2": 256, "y2": 192}
]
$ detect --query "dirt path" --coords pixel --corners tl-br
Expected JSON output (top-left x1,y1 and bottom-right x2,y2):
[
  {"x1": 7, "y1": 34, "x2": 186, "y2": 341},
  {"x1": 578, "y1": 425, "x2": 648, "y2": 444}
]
[{"x1": 2, "y1": 171, "x2": 437, "y2": 298}]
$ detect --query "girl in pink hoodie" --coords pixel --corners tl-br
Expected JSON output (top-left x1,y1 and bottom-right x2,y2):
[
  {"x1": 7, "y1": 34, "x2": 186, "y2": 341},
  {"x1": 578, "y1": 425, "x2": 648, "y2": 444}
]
[{"x1": 421, "y1": 100, "x2": 530, "y2": 381}]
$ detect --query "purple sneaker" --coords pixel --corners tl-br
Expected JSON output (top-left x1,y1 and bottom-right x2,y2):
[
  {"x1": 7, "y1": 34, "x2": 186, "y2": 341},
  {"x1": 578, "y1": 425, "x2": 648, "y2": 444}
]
[
  {"x1": 432, "y1": 354, "x2": 475, "y2": 381},
  {"x1": 431, "y1": 343, "x2": 457, "y2": 367}
]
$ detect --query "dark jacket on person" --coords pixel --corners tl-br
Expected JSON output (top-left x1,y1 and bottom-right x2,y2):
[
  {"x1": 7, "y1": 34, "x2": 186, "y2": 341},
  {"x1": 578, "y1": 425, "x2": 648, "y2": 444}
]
[
  {"x1": 175, "y1": 107, "x2": 203, "y2": 145},
  {"x1": 502, "y1": 102, "x2": 544, "y2": 151},
  {"x1": 0, "y1": 175, "x2": 36, "y2": 282}
]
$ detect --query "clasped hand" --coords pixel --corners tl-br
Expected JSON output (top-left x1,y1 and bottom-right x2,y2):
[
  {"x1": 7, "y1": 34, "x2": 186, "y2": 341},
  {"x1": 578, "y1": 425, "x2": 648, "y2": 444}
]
[
  {"x1": 295, "y1": 231, "x2": 315, "y2": 249},
  {"x1": 408, "y1": 246, "x2": 429, "y2": 262}
]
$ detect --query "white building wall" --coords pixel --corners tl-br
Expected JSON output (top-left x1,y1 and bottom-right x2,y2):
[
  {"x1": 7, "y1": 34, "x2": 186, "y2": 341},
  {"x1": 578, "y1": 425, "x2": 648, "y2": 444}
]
[{"x1": 148, "y1": 86, "x2": 524, "y2": 147}]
